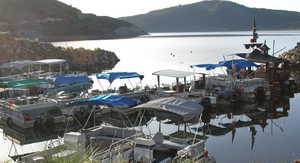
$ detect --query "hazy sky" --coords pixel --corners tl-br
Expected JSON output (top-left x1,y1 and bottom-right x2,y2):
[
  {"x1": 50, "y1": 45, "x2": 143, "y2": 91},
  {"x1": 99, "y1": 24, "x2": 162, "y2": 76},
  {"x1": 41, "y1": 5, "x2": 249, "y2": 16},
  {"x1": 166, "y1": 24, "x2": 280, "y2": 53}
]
[{"x1": 58, "y1": 0, "x2": 300, "y2": 18}]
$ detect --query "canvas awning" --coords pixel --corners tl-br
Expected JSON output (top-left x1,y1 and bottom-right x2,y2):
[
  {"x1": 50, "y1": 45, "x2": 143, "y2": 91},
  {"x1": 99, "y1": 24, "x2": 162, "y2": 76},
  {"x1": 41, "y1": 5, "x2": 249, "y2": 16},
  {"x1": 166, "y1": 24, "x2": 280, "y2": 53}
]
[
  {"x1": 132, "y1": 97, "x2": 203, "y2": 123},
  {"x1": 69, "y1": 94, "x2": 141, "y2": 108},
  {"x1": 152, "y1": 69, "x2": 194, "y2": 78},
  {"x1": 51, "y1": 74, "x2": 92, "y2": 86},
  {"x1": 191, "y1": 59, "x2": 259, "y2": 71},
  {"x1": 191, "y1": 64, "x2": 219, "y2": 70},
  {"x1": 96, "y1": 72, "x2": 144, "y2": 84}
]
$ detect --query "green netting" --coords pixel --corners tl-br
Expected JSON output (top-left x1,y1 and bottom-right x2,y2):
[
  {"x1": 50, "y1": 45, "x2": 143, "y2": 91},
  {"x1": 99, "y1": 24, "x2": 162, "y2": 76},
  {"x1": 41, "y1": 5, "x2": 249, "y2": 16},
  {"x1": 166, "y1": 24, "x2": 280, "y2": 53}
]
[{"x1": 2, "y1": 78, "x2": 50, "y2": 88}]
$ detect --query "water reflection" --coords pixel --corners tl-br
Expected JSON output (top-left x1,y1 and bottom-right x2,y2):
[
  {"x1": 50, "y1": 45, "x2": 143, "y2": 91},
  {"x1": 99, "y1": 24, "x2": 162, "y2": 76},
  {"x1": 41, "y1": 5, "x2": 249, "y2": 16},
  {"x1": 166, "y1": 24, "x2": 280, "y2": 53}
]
[
  {"x1": 0, "y1": 94, "x2": 297, "y2": 162},
  {"x1": 195, "y1": 95, "x2": 291, "y2": 152}
]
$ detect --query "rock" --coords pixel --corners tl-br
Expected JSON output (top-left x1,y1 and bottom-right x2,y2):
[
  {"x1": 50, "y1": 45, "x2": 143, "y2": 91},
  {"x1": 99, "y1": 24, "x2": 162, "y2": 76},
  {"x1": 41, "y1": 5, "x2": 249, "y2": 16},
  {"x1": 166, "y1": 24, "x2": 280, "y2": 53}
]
[{"x1": 0, "y1": 34, "x2": 120, "y2": 75}]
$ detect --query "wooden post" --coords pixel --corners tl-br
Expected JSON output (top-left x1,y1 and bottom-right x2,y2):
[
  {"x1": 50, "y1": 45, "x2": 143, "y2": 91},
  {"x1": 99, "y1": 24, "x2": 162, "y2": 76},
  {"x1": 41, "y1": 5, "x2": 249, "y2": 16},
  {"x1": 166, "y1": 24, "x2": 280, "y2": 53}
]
[
  {"x1": 159, "y1": 121, "x2": 161, "y2": 132},
  {"x1": 202, "y1": 74, "x2": 206, "y2": 88},
  {"x1": 184, "y1": 123, "x2": 187, "y2": 137},
  {"x1": 176, "y1": 77, "x2": 179, "y2": 92},
  {"x1": 157, "y1": 75, "x2": 160, "y2": 88},
  {"x1": 60, "y1": 63, "x2": 63, "y2": 74}
]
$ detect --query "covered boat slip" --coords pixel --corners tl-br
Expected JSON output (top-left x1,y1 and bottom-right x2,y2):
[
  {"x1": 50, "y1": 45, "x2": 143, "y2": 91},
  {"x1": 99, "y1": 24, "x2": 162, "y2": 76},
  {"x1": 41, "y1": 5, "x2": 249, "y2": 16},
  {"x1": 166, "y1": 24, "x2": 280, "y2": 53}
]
[{"x1": 0, "y1": 59, "x2": 67, "y2": 75}]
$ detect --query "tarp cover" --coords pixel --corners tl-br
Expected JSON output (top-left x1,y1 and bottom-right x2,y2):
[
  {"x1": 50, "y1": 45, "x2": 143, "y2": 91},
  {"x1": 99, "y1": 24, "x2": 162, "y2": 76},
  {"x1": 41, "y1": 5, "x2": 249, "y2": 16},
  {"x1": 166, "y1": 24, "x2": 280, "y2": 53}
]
[
  {"x1": 69, "y1": 94, "x2": 141, "y2": 108},
  {"x1": 218, "y1": 59, "x2": 259, "y2": 71},
  {"x1": 192, "y1": 59, "x2": 259, "y2": 71},
  {"x1": 152, "y1": 69, "x2": 194, "y2": 78},
  {"x1": 2, "y1": 78, "x2": 50, "y2": 88},
  {"x1": 133, "y1": 97, "x2": 203, "y2": 122},
  {"x1": 96, "y1": 72, "x2": 144, "y2": 83},
  {"x1": 191, "y1": 64, "x2": 219, "y2": 70},
  {"x1": 52, "y1": 74, "x2": 92, "y2": 86}
]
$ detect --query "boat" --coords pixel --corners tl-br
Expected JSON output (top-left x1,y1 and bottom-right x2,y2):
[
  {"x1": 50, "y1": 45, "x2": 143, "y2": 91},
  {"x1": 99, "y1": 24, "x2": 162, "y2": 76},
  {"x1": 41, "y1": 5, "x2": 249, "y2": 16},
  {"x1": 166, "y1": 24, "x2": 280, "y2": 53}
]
[
  {"x1": 94, "y1": 71, "x2": 151, "y2": 102},
  {"x1": 63, "y1": 125, "x2": 215, "y2": 163},
  {"x1": 0, "y1": 98, "x2": 67, "y2": 129},
  {"x1": 128, "y1": 96, "x2": 204, "y2": 125},
  {"x1": 64, "y1": 94, "x2": 143, "y2": 128}
]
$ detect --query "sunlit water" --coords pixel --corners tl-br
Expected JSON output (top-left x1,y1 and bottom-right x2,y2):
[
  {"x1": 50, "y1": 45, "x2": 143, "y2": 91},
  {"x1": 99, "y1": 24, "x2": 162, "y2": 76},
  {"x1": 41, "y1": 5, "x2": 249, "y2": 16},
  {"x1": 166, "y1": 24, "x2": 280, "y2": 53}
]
[{"x1": 1, "y1": 31, "x2": 300, "y2": 162}]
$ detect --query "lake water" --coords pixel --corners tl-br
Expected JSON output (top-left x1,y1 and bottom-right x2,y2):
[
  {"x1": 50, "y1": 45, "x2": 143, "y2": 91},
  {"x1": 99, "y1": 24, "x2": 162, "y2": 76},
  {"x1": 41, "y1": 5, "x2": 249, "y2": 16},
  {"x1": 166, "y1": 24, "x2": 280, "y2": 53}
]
[{"x1": 1, "y1": 31, "x2": 300, "y2": 162}]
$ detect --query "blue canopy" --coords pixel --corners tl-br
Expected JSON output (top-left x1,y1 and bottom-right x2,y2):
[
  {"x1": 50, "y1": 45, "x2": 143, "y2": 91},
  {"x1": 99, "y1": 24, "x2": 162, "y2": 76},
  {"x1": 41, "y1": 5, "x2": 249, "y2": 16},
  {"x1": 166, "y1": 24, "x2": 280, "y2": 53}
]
[
  {"x1": 191, "y1": 64, "x2": 219, "y2": 70},
  {"x1": 53, "y1": 74, "x2": 92, "y2": 86},
  {"x1": 218, "y1": 59, "x2": 259, "y2": 71},
  {"x1": 96, "y1": 72, "x2": 144, "y2": 84},
  {"x1": 69, "y1": 94, "x2": 141, "y2": 107},
  {"x1": 191, "y1": 59, "x2": 259, "y2": 71}
]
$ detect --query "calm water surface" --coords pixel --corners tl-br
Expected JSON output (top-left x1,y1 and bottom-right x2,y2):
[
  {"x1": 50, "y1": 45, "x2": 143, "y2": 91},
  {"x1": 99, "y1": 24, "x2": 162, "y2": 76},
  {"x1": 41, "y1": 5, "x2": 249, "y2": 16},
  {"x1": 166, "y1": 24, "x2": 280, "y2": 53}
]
[{"x1": 1, "y1": 31, "x2": 300, "y2": 162}]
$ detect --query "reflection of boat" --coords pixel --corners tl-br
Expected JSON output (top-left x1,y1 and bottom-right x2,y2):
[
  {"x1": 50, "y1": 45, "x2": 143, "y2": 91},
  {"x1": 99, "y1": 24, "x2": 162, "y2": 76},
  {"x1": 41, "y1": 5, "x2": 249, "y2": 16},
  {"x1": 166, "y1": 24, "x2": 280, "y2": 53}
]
[
  {"x1": 219, "y1": 120, "x2": 264, "y2": 129},
  {"x1": 0, "y1": 121, "x2": 63, "y2": 145},
  {"x1": 193, "y1": 124, "x2": 232, "y2": 136},
  {"x1": 247, "y1": 111, "x2": 288, "y2": 121}
]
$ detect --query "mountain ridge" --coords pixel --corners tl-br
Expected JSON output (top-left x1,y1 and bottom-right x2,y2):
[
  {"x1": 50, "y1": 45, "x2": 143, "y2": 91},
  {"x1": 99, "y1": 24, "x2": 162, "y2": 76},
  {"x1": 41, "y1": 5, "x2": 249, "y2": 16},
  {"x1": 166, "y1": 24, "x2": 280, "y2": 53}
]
[
  {"x1": 120, "y1": 0, "x2": 300, "y2": 32},
  {"x1": 0, "y1": 0, "x2": 147, "y2": 41}
]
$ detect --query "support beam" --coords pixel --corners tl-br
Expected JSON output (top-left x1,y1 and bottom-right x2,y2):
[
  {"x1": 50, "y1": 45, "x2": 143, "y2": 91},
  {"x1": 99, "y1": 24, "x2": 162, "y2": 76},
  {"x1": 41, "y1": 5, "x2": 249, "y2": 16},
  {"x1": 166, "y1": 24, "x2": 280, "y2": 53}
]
[
  {"x1": 157, "y1": 75, "x2": 161, "y2": 88},
  {"x1": 176, "y1": 77, "x2": 179, "y2": 92}
]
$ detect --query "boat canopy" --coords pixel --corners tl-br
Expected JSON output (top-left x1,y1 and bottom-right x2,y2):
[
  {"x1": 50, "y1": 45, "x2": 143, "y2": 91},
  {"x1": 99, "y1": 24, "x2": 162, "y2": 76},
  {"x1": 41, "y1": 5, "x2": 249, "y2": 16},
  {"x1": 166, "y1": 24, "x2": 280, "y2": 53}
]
[
  {"x1": 192, "y1": 59, "x2": 259, "y2": 71},
  {"x1": 191, "y1": 64, "x2": 219, "y2": 70},
  {"x1": 69, "y1": 94, "x2": 141, "y2": 108},
  {"x1": 36, "y1": 59, "x2": 66, "y2": 65},
  {"x1": 152, "y1": 69, "x2": 194, "y2": 78},
  {"x1": 1, "y1": 78, "x2": 50, "y2": 88},
  {"x1": 51, "y1": 74, "x2": 92, "y2": 86},
  {"x1": 132, "y1": 97, "x2": 203, "y2": 123},
  {"x1": 96, "y1": 72, "x2": 144, "y2": 84}
]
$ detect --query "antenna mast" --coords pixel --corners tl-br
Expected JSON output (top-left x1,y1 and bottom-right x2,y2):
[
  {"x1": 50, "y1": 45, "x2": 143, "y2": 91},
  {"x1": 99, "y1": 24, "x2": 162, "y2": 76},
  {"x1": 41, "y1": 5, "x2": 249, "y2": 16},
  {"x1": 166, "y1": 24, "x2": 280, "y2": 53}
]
[{"x1": 251, "y1": 17, "x2": 258, "y2": 43}]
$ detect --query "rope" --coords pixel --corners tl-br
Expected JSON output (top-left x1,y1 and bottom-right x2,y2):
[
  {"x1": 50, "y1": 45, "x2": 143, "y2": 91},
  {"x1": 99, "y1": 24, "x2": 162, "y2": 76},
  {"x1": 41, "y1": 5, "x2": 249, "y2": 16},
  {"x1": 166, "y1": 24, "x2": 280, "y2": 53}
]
[
  {"x1": 192, "y1": 115, "x2": 203, "y2": 144},
  {"x1": 82, "y1": 107, "x2": 96, "y2": 129}
]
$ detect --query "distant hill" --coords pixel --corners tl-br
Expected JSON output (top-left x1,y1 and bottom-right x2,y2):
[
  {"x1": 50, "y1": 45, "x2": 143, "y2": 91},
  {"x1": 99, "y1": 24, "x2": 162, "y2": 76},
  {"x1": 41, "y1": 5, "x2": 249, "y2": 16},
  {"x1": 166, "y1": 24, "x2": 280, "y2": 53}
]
[
  {"x1": 0, "y1": 0, "x2": 146, "y2": 41},
  {"x1": 120, "y1": 0, "x2": 300, "y2": 32}
]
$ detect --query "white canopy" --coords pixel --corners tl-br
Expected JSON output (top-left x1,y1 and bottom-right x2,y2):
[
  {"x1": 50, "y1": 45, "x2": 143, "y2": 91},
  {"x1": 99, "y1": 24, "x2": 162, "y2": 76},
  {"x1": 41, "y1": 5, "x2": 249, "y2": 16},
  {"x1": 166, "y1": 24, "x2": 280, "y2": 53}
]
[
  {"x1": 133, "y1": 97, "x2": 203, "y2": 123},
  {"x1": 152, "y1": 69, "x2": 194, "y2": 78},
  {"x1": 36, "y1": 59, "x2": 66, "y2": 65}
]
